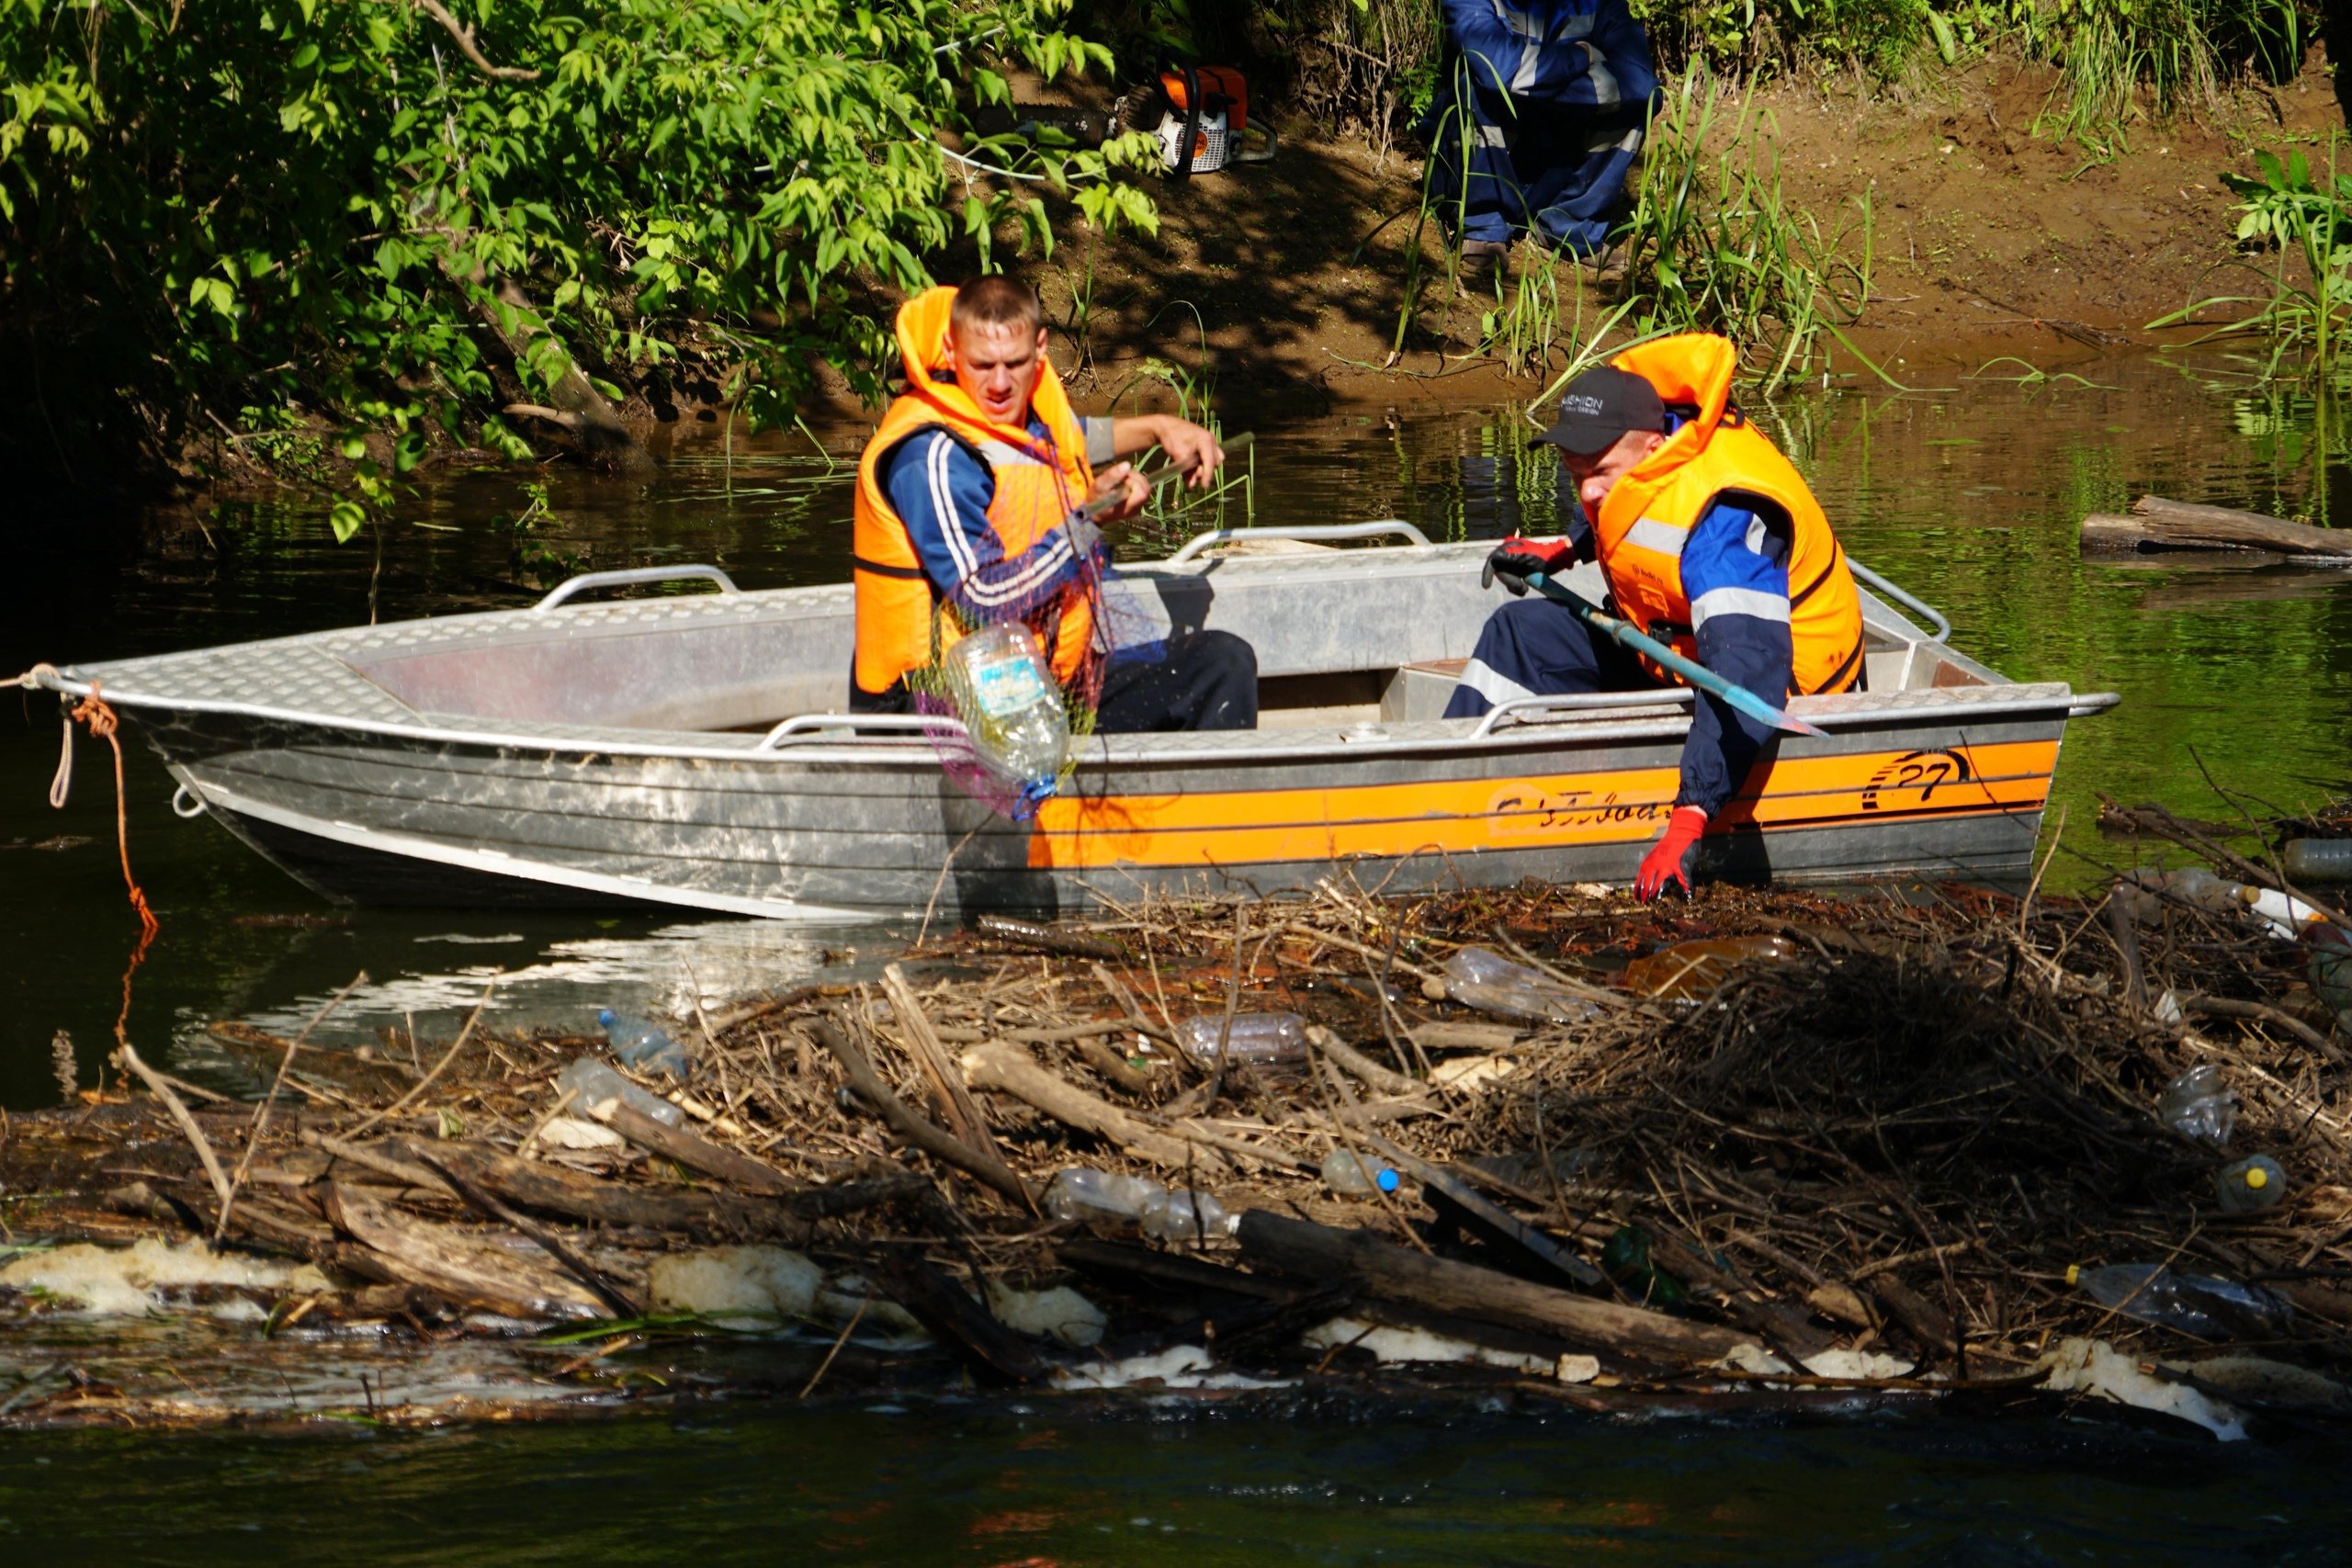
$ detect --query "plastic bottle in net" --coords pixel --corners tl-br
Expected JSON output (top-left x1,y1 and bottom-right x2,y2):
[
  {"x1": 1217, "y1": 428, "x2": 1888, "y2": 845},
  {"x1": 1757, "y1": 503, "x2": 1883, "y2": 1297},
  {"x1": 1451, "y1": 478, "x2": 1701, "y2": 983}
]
[{"x1": 938, "y1": 622, "x2": 1069, "y2": 816}]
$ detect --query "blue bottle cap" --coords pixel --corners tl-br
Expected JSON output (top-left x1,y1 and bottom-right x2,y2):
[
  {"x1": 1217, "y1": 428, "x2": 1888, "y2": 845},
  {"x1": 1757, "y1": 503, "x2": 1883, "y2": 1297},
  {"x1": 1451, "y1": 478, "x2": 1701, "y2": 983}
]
[
  {"x1": 597, "y1": 1009, "x2": 616, "y2": 1027},
  {"x1": 1375, "y1": 1168, "x2": 1400, "y2": 1193}
]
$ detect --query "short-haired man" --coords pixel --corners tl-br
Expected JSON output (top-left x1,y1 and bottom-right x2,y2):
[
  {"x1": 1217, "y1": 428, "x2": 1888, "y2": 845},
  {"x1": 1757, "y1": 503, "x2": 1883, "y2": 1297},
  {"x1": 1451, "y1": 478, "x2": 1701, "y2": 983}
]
[
  {"x1": 1447, "y1": 333, "x2": 1866, "y2": 898},
  {"x1": 850, "y1": 275, "x2": 1257, "y2": 731}
]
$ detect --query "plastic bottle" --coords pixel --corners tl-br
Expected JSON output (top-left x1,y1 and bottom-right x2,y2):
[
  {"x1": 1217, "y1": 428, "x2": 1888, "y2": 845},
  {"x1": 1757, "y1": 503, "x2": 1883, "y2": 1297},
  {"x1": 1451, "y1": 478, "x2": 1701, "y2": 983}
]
[
  {"x1": 1174, "y1": 1012, "x2": 1307, "y2": 1065},
  {"x1": 2309, "y1": 927, "x2": 2352, "y2": 1019},
  {"x1": 2146, "y1": 868, "x2": 2321, "y2": 939},
  {"x1": 1141, "y1": 1189, "x2": 1233, "y2": 1244},
  {"x1": 2157, "y1": 1064, "x2": 2236, "y2": 1147},
  {"x1": 555, "y1": 1056, "x2": 684, "y2": 1129},
  {"x1": 1441, "y1": 947, "x2": 1600, "y2": 1025},
  {"x1": 1042, "y1": 1167, "x2": 1165, "y2": 1224},
  {"x1": 598, "y1": 1009, "x2": 690, "y2": 1077},
  {"x1": 942, "y1": 622, "x2": 1069, "y2": 807},
  {"x1": 1621, "y1": 934, "x2": 1800, "y2": 999},
  {"x1": 2066, "y1": 1262, "x2": 2293, "y2": 1338},
  {"x1": 1321, "y1": 1147, "x2": 1401, "y2": 1198},
  {"x1": 2283, "y1": 838, "x2": 2352, "y2": 883},
  {"x1": 2215, "y1": 1154, "x2": 2289, "y2": 1213}
]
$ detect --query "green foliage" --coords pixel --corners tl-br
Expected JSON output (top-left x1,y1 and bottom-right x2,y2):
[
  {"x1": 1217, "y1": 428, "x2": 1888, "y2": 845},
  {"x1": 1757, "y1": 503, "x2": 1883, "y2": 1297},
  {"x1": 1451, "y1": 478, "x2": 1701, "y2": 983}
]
[
  {"x1": 1613, "y1": 67, "x2": 1873, "y2": 395},
  {"x1": 0, "y1": 0, "x2": 1158, "y2": 505},
  {"x1": 2152, "y1": 134, "x2": 2351, "y2": 379}
]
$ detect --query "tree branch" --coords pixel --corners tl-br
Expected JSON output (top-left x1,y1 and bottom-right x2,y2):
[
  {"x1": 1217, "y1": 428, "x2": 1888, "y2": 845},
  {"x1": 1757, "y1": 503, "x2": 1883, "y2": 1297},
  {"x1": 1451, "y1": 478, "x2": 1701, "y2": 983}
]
[{"x1": 413, "y1": 0, "x2": 542, "y2": 83}]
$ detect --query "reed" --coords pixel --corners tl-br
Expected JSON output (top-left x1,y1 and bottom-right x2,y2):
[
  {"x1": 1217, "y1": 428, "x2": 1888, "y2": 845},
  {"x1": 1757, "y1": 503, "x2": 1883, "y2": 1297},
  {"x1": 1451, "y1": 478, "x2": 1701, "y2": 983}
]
[{"x1": 2149, "y1": 131, "x2": 2351, "y2": 381}]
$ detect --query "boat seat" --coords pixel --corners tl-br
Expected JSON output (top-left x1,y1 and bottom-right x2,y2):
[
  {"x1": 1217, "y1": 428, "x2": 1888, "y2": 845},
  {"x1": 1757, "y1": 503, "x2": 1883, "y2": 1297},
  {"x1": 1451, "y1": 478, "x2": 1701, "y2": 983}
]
[{"x1": 1381, "y1": 659, "x2": 1467, "y2": 723}]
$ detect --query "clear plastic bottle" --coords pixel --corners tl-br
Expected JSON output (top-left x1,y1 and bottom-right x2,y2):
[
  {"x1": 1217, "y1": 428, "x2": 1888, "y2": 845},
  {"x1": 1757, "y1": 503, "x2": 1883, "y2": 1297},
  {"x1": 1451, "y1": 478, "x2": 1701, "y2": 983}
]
[
  {"x1": 2157, "y1": 1064, "x2": 2236, "y2": 1147},
  {"x1": 1141, "y1": 1189, "x2": 1233, "y2": 1244},
  {"x1": 1174, "y1": 1012, "x2": 1307, "y2": 1065},
  {"x1": 943, "y1": 622, "x2": 1069, "y2": 807},
  {"x1": 2147, "y1": 869, "x2": 2320, "y2": 938},
  {"x1": 1042, "y1": 1168, "x2": 1165, "y2": 1224},
  {"x1": 1621, "y1": 934, "x2": 1800, "y2": 998},
  {"x1": 2283, "y1": 838, "x2": 2352, "y2": 883},
  {"x1": 2066, "y1": 1262, "x2": 2293, "y2": 1338},
  {"x1": 2215, "y1": 1154, "x2": 2289, "y2": 1213},
  {"x1": 1440, "y1": 947, "x2": 1600, "y2": 1025},
  {"x1": 598, "y1": 1009, "x2": 690, "y2": 1077},
  {"x1": 1321, "y1": 1147, "x2": 1400, "y2": 1198},
  {"x1": 555, "y1": 1056, "x2": 684, "y2": 1128}
]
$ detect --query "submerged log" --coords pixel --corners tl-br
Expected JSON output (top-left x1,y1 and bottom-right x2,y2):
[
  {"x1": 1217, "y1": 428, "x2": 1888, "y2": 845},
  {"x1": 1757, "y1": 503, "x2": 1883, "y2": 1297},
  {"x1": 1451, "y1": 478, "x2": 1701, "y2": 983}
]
[
  {"x1": 1235, "y1": 1211, "x2": 1755, "y2": 1366},
  {"x1": 2079, "y1": 495, "x2": 2352, "y2": 559}
]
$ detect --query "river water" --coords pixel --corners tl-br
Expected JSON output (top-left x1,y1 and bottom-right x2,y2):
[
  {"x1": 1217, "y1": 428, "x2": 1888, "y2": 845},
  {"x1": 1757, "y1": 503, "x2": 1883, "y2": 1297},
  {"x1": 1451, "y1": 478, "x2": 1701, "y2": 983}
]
[{"x1": 4, "y1": 351, "x2": 2350, "y2": 1552}]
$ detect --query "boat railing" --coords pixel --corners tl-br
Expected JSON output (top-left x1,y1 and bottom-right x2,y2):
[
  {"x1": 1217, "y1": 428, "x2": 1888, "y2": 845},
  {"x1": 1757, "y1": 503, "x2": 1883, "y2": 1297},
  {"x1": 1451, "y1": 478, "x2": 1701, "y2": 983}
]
[
  {"x1": 1161, "y1": 521, "x2": 1432, "y2": 566},
  {"x1": 533, "y1": 565, "x2": 743, "y2": 612},
  {"x1": 1468, "y1": 688, "x2": 1696, "y2": 739},
  {"x1": 1848, "y1": 559, "x2": 1952, "y2": 644},
  {"x1": 753, "y1": 713, "x2": 965, "y2": 750}
]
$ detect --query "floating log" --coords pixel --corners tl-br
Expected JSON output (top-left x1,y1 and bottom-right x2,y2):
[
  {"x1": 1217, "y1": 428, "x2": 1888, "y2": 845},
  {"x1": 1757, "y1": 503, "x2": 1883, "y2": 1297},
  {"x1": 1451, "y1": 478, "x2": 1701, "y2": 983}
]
[
  {"x1": 594, "y1": 1102, "x2": 799, "y2": 1198},
  {"x1": 1234, "y1": 1211, "x2": 1755, "y2": 1366},
  {"x1": 321, "y1": 1181, "x2": 605, "y2": 1320},
  {"x1": 2079, "y1": 495, "x2": 2352, "y2": 559}
]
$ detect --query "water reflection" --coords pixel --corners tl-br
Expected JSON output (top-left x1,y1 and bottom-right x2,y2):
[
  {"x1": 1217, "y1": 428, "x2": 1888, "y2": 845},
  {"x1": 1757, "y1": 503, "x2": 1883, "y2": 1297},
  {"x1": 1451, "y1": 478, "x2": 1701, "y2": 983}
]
[{"x1": 3, "y1": 349, "x2": 2349, "y2": 1106}]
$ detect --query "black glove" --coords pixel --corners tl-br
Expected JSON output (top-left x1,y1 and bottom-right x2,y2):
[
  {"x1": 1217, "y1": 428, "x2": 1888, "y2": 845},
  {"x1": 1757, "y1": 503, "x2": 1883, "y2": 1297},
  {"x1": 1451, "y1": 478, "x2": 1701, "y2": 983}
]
[{"x1": 1481, "y1": 536, "x2": 1578, "y2": 595}]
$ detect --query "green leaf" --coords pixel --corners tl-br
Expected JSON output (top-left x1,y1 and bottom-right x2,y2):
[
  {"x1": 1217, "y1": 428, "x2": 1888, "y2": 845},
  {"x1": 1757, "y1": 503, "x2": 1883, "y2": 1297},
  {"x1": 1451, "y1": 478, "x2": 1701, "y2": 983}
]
[{"x1": 328, "y1": 500, "x2": 367, "y2": 544}]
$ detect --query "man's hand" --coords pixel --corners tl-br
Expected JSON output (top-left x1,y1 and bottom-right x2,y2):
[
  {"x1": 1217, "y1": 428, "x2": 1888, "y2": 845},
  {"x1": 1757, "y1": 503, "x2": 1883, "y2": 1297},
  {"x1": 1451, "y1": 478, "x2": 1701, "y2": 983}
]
[
  {"x1": 1634, "y1": 807, "x2": 1708, "y2": 901},
  {"x1": 1106, "y1": 414, "x2": 1224, "y2": 491},
  {"x1": 1085, "y1": 460, "x2": 1148, "y2": 523},
  {"x1": 1154, "y1": 419, "x2": 1225, "y2": 490},
  {"x1": 1481, "y1": 536, "x2": 1579, "y2": 594}
]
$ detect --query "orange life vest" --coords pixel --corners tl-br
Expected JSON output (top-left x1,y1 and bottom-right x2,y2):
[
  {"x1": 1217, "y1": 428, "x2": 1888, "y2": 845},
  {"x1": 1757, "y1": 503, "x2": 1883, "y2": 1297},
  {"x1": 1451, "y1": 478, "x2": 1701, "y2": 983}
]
[
  {"x1": 1590, "y1": 333, "x2": 1865, "y2": 698},
  {"x1": 851, "y1": 287, "x2": 1096, "y2": 697}
]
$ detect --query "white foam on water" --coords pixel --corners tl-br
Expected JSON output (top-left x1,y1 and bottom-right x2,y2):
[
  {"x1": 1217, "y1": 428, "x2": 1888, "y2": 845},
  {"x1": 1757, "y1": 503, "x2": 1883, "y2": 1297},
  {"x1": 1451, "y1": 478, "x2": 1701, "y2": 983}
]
[{"x1": 0, "y1": 1240, "x2": 331, "y2": 1318}]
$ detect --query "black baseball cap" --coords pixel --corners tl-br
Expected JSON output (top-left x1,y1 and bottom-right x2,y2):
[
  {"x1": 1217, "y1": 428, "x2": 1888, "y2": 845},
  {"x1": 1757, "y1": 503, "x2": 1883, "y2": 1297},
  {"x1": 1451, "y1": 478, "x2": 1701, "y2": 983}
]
[{"x1": 1530, "y1": 366, "x2": 1666, "y2": 457}]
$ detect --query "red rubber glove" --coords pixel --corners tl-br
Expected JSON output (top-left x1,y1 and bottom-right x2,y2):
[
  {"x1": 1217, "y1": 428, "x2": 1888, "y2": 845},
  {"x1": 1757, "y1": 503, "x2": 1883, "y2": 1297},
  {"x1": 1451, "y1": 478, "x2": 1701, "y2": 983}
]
[
  {"x1": 1635, "y1": 807, "x2": 1708, "y2": 901},
  {"x1": 1481, "y1": 536, "x2": 1579, "y2": 594}
]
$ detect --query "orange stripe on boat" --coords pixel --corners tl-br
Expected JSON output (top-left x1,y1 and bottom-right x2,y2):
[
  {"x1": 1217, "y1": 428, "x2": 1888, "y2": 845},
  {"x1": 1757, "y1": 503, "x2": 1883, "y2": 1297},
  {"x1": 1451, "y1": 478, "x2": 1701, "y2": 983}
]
[{"x1": 1029, "y1": 739, "x2": 2058, "y2": 870}]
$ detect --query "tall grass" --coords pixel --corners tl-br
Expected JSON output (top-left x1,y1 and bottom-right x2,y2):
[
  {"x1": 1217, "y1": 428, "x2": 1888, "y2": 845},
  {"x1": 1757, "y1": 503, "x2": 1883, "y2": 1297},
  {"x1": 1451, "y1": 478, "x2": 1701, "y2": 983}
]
[
  {"x1": 2149, "y1": 131, "x2": 2350, "y2": 380},
  {"x1": 1612, "y1": 67, "x2": 1874, "y2": 395}
]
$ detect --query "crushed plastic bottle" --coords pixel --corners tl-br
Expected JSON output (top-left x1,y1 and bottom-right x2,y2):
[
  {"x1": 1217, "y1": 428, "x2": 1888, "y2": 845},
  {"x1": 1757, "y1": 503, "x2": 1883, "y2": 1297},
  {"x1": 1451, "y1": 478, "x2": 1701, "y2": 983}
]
[
  {"x1": 2067, "y1": 1262, "x2": 2293, "y2": 1338},
  {"x1": 1174, "y1": 1012, "x2": 1307, "y2": 1065},
  {"x1": 2309, "y1": 926, "x2": 2352, "y2": 1021},
  {"x1": 598, "y1": 1009, "x2": 690, "y2": 1077},
  {"x1": 1321, "y1": 1147, "x2": 1401, "y2": 1198},
  {"x1": 1141, "y1": 1189, "x2": 1233, "y2": 1244},
  {"x1": 1042, "y1": 1168, "x2": 1164, "y2": 1224},
  {"x1": 1441, "y1": 947, "x2": 1600, "y2": 1025},
  {"x1": 1621, "y1": 934, "x2": 1800, "y2": 999},
  {"x1": 2282, "y1": 838, "x2": 2352, "y2": 883},
  {"x1": 2215, "y1": 1154, "x2": 2289, "y2": 1213},
  {"x1": 942, "y1": 622, "x2": 1069, "y2": 813},
  {"x1": 2157, "y1": 1064, "x2": 2237, "y2": 1148},
  {"x1": 555, "y1": 1056, "x2": 684, "y2": 1129}
]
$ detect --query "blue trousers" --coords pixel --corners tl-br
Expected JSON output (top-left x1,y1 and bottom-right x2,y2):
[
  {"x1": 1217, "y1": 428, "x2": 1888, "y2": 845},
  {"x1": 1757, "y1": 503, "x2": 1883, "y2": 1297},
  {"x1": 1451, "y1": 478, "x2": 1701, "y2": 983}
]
[{"x1": 1443, "y1": 598, "x2": 1654, "y2": 718}]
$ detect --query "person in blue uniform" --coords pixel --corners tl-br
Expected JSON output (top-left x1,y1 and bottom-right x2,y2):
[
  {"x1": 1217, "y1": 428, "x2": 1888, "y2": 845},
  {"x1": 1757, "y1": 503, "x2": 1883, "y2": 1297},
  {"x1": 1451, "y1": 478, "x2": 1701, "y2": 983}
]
[{"x1": 1419, "y1": 0, "x2": 1659, "y2": 258}]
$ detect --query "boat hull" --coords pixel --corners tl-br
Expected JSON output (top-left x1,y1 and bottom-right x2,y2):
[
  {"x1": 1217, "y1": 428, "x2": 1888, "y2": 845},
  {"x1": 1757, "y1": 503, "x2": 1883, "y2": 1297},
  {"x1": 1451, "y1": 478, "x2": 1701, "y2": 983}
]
[{"x1": 136, "y1": 700, "x2": 2069, "y2": 920}]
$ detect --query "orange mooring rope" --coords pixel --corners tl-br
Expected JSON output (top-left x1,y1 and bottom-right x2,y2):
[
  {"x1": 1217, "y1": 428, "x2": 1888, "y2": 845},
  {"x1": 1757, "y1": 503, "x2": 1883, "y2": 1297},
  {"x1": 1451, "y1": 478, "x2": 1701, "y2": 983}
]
[{"x1": 61, "y1": 681, "x2": 161, "y2": 942}]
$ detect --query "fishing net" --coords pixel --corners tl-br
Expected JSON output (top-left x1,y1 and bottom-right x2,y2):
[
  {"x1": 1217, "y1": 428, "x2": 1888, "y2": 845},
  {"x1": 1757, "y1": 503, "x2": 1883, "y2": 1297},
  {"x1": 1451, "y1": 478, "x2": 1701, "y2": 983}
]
[{"x1": 901, "y1": 436, "x2": 1164, "y2": 822}]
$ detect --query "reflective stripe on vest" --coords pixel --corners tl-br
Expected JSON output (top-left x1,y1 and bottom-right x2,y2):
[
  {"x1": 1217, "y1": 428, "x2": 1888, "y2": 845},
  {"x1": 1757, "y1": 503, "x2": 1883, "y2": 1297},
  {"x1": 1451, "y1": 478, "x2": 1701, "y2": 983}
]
[
  {"x1": 850, "y1": 288, "x2": 1094, "y2": 696},
  {"x1": 1588, "y1": 333, "x2": 1865, "y2": 698}
]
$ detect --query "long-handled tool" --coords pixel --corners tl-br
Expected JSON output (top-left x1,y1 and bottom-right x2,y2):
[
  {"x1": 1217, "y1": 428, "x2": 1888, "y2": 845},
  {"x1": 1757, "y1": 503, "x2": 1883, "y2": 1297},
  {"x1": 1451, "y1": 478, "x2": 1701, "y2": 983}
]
[
  {"x1": 1520, "y1": 568, "x2": 1826, "y2": 739},
  {"x1": 1077, "y1": 431, "x2": 1253, "y2": 522}
]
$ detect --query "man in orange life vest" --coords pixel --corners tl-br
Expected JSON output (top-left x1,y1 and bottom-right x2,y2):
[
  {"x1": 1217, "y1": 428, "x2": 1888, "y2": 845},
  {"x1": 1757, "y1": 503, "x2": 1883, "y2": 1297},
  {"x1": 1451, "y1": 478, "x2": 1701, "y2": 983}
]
[
  {"x1": 1447, "y1": 333, "x2": 1865, "y2": 898},
  {"x1": 850, "y1": 275, "x2": 1258, "y2": 730}
]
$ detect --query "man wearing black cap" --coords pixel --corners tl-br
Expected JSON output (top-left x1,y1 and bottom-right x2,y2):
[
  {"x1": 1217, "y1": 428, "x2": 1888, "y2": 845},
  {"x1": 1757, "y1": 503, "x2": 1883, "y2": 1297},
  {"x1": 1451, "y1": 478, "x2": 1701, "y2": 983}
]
[{"x1": 1446, "y1": 335, "x2": 1866, "y2": 899}]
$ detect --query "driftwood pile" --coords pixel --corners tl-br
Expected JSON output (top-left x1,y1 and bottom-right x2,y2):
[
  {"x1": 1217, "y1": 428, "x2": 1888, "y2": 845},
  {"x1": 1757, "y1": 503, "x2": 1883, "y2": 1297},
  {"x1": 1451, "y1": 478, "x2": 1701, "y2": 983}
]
[{"x1": 10, "y1": 836, "x2": 2352, "y2": 1430}]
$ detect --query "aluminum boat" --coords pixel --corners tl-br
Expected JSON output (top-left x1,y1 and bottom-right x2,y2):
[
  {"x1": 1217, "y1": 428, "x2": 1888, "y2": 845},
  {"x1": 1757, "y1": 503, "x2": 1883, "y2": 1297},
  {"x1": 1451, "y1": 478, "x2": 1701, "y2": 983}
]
[{"x1": 32, "y1": 526, "x2": 2117, "y2": 920}]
